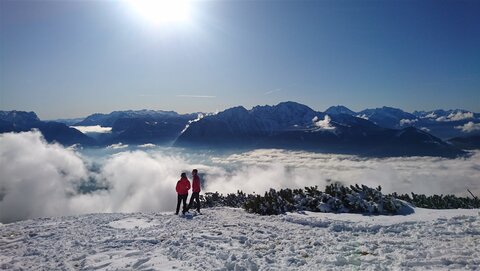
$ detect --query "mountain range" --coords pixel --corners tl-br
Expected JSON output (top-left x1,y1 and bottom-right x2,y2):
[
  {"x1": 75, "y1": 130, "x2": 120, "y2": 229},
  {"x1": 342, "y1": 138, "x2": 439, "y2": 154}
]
[
  {"x1": 175, "y1": 102, "x2": 468, "y2": 157},
  {"x1": 2, "y1": 102, "x2": 479, "y2": 157},
  {"x1": 72, "y1": 110, "x2": 197, "y2": 145},
  {"x1": 326, "y1": 105, "x2": 480, "y2": 139},
  {"x1": 0, "y1": 111, "x2": 95, "y2": 146}
]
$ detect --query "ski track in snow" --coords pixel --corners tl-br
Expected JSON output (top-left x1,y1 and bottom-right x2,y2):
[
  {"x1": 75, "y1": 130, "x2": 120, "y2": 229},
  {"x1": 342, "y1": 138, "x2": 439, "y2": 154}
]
[{"x1": 1, "y1": 208, "x2": 479, "y2": 270}]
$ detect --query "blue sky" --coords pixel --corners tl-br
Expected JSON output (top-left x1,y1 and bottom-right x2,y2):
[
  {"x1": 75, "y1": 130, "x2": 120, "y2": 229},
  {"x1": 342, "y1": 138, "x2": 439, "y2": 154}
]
[{"x1": 1, "y1": 0, "x2": 479, "y2": 119}]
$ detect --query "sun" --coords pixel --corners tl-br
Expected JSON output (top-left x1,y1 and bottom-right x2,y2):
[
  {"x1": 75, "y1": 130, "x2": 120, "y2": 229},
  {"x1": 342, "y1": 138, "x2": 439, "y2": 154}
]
[{"x1": 127, "y1": 0, "x2": 192, "y2": 25}]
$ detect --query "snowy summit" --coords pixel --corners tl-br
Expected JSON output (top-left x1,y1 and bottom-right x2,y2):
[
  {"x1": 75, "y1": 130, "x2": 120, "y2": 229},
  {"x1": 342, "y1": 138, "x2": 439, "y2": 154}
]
[{"x1": 1, "y1": 207, "x2": 479, "y2": 270}]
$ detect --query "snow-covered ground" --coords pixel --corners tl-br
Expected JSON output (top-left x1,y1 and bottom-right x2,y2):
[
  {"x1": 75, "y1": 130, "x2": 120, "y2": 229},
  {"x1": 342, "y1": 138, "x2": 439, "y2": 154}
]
[{"x1": 1, "y1": 208, "x2": 479, "y2": 270}]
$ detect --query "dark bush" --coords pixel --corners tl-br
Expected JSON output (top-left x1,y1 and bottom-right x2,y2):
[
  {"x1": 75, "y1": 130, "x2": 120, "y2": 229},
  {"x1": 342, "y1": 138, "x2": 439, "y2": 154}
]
[{"x1": 199, "y1": 184, "x2": 480, "y2": 216}]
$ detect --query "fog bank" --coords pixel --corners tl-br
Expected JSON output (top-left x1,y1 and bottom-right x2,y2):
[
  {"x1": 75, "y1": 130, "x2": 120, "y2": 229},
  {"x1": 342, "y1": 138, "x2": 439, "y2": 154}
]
[{"x1": 1, "y1": 131, "x2": 479, "y2": 223}]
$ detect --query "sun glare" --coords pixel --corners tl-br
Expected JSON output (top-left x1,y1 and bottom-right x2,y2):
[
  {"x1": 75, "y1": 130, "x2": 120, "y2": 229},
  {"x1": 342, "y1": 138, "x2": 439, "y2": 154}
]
[{"x1": 127, "y1": 0, "x2": 192, "y2": 25}]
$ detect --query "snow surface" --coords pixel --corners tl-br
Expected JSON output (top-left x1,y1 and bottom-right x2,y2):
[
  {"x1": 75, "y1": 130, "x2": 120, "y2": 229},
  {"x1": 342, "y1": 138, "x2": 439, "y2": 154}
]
[{"x1": 1, "y1": 208, "x2": 479, "y2": 270}]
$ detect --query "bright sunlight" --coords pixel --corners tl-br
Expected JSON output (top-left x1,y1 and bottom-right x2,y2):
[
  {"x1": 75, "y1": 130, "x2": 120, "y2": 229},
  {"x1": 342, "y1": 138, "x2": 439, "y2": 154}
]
[{"x1": 126, "y1": 0, "x2": 192, "y2": 25}]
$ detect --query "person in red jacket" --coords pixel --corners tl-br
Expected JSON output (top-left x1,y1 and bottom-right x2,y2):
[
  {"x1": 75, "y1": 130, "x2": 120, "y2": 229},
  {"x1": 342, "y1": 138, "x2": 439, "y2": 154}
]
[
  {"x1": 187, "y1": 169, "x2": 201, "y2": 214},
  {"x1": 175, "y1": 172, "x2": 190, "y2": 215}
]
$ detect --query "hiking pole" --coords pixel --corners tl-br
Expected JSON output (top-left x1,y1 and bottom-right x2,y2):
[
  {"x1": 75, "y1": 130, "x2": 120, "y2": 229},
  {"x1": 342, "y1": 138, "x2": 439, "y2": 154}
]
[{"x1": 467, "y1": 188, "x2": 478, "y2": 200}]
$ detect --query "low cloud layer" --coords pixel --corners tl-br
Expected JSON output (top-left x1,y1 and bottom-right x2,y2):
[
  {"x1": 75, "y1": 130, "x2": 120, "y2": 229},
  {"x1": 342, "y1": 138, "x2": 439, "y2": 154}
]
[
  {"x1": 1, "y1": 131, "x2": 479, "y2": 223},
  {"x1": 69, "y1": 151, "x2": 190, "y2": 215},
  {"x1": 455, "y1": 121, "x2": 480, "y2": 133},
  {"x1": 209, "y1": 149, "x2": 480, "y2": 198},
  {"x1": 106, "y1": 143, "x2": 129, "y2": 150},
  {"x1": 138, "y1": 143, "x2": 156, "y2": 148},
  {"x1": 0, "y1": 132, "x2": 191, "y2": 223},
  {"x1": 71, "y1": 125, "x2": 112, "y2": 134},
  {"x1": 400, "y1": 119, "x2": 418, "y2": 126},
  {"x1": 436, "y1": 111, "x2": 474, "y2": 122},
  {"x1": 0, "y1": 132, "x2": 88, "y2": 222}
]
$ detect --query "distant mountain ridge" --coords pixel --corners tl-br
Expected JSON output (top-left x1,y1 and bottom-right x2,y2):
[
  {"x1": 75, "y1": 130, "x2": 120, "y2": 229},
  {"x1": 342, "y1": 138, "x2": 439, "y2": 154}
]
[
  {"x1": 2, "y1": 102, "x2": 479, "y2": 156},
  {"x1": 325, "y1": 105, "x2": 356, "y2": 116},
  {"x1": 74, "y1": 109, "x2": 195, "y2": 127},
  {"x1": 72, "y1": 109, "x2": 198, "y2": 145},
  {"x1": 448, "y1": 135, "x2": 480, "y2": 150},
  {"x1": 323, "y1": 105, "x2": 480, "y2": 140},
  {"x1": 175, "y1": 102, "x2": 465, "y2": 157},
  {"x1": 0, "y1": 110, "x2": 95, "y2": 146}
]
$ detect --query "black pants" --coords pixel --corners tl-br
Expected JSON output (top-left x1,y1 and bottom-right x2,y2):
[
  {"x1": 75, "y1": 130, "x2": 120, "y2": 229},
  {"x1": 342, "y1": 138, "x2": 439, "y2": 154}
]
[
  {"x1": 188, "y1": 192, "x2": 201, "y2": 212},
  {"x1": 176, "y1": 194, "x2": 188, "y2": 214}
]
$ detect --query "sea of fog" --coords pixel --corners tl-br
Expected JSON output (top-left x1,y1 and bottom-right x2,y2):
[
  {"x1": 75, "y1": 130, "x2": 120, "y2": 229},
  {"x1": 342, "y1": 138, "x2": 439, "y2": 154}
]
[{"x1": 1, "y1": 131, "x2": 479, "y2": 223}]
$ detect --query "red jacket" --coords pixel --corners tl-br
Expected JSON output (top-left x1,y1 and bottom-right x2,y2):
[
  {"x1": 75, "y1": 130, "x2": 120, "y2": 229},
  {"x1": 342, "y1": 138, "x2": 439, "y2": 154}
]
[
  {"x1": 192, "y1": 175, "x2": 201, "y2": 193},
  {"x1": 176, "y1": 177, "x2": 190, "y2": 195}
]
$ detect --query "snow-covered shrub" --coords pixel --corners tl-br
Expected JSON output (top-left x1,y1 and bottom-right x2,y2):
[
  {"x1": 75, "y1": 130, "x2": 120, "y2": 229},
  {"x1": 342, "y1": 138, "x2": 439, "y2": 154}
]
[
  {"x1": 243, "y1": 184, "x2": 408, "y2": 215},
  {"x1": 201, "y1": 191, "x2": 251, "y2": 208},
  {"x1": 394, "y1": 192, "x2": 480, "y2": 209},
  {"x1": 201, "y1": 184, "x2": 480, "y2": 216},
  {"x1": 243, "y1": 189, "x2": 296, "y2": 215}
]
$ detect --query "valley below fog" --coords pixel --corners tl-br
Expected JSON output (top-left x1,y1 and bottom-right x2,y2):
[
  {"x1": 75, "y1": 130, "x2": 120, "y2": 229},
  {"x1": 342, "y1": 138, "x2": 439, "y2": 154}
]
[{"x1": 1, "y1": 131, "x2": 479, "y2": 224}]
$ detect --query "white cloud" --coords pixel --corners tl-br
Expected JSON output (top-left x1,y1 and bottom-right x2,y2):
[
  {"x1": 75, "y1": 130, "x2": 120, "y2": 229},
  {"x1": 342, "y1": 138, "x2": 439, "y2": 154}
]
[
  {"x1": 138, "y1": 143, "x2": 156, "y2": 148},
  {"x1": 312, "y1": 115, "x2": 335, "y2": 130},
  {"x1": 436, "y1": 111, "x2": 474, "y2": 122},
  {"x1": 264, "y1": 88, "x2": 281, "y2": 95},
  {"x1": 70, "y1": 151, "x2": 190, "y2": 214},
  {"x1": 399, "y1": 119, "x2": 418, "y2": 126},
  {"x1": 71, "y1": 125, "x2": 112, "y2": 134},
  {"x1": 455, "y1": 121, "x2": 480, "y2": 133},
  {"x1": 0, "y1": 132, "x2": 191, "y2": 222},
  {"x1": 424, "y1": 112, "x2": 437, "y2": 119},
  {"x1": 106, "y1": 143, "x2": 129, "y2": 150},
  {"x1": 210, "y1": 149, "x2": 480, "y2": 198},
  {"x1": 449, "y1": 112, "x2": 474, "y2": 121},
  {"x1": 356, "y1": 114, "x2": 369, "y2": 120},
  {"x1": 420, "y1": 127, "x2": 431, "y2": 132},
  {"x1": 0, "y1": 131, "x2": 88, "y2": 223},
  {"x1": 176, "y1": 95, "x2": 216, "y2": 98},
  {"x1": 2, "y1": 132, "x2": 479, "y2": 223}
]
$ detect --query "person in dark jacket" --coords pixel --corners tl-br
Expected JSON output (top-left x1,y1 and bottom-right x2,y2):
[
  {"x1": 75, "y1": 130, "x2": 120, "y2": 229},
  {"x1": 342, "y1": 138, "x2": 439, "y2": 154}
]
[
  {"x1": 175, "y1": 172, "x2": 191, "y2": 215},
  {"x1": 187, "y1": 169, "x2": 201, "y2": 214}
]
